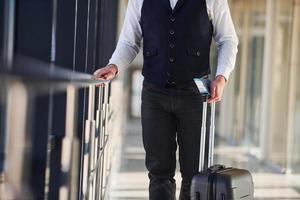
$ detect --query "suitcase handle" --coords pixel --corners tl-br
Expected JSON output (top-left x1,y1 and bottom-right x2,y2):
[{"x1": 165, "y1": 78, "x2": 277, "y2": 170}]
[
  {"x1": 194, "y1": 78, "x2": 215, "y2": 172},
  {"x1": 208, "y1": 102, "x2": 215, "y2": 168},
  {"x1": 198, "y1": 99, "x2": 215, "y2": 172}
]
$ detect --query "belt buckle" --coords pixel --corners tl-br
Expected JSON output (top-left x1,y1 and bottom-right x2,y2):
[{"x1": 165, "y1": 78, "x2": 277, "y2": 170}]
[
  {"x1": 166, "y1": 80, "x2": 176, "y2": 84},
  {"x1": 165, "y1": 79, "x2": 176, "y2": 87}
]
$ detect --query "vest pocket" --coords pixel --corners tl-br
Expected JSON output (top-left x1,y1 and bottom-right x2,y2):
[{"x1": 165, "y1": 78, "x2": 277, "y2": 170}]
[
  {"x1": 143, "y1": 48, "x2": 158, "y2": 58},
  {"x1": 186, "y1": 48, "x2": 202, "y2": 57}
]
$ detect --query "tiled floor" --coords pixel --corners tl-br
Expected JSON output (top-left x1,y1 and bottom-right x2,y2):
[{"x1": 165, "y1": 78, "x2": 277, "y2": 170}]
[{"x1": 108, "y1": 119, "x2": 300, "y2": 200}]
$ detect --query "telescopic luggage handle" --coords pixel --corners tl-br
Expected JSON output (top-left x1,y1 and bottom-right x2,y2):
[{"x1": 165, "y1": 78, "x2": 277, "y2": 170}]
[{"x1": 193, "y1": 78, "x2": 216, "y2": 172}]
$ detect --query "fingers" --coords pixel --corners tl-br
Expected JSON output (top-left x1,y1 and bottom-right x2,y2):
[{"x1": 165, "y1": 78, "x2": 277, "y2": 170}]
[
  {"x1": 93, "y1": 68, "x2": 109, "y2": 79},
  {"x1": 208, "y1": 83, "x2": 223, "y2": 103},
  {"x1": 102, "y1": 72, "x2": 115, "y2": 80},
  {"x1": 208, "y1": 84, "x2": 217, "y2": 103},
  {"x1": 93, "y1": 67, "x2": 116, "y2": 87},
  {"x1": 93, "y1": 67, "x2": 116, "y2": 81},
  {"x1": 215, "y1": 87, "x2": 221, "y2": 102}
]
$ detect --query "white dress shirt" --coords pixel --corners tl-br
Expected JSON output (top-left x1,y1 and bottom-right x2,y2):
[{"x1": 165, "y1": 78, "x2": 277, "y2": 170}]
[{"x1": 109, "y1": 0, "x2": 238, "y2": 80}]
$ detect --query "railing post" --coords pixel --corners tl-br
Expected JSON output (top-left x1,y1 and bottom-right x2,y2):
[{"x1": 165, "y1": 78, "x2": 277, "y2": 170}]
[
  {"x1": 92, "y1": 83, "x2": 109, "y2": 200},
  {"x1": 3, "y1": 81, "x2": 31, "y2": 199},
  {"x1": 101, "y1": 83, "x2": 110, "y2": 198},
  {"x1": 83, "y1": 83, "x2": 110, "y2": 200},
  {"x1": 82, "y1": 85, "x2": 96, "y2": 199},
  {"x1": 59, "y1": 85, "x2": 80, "y2": 200},
  {"x1": 95, "y1": 85, "x2": 104, "y2": 200},
  {"x1": 93, "y1": 85, "x2": 103, "y2": 199}
]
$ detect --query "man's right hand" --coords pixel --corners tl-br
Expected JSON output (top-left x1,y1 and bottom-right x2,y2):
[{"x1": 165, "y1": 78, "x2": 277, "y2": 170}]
[{"x1": 93, "y1": 64, "x2": 118, "y2": 84}]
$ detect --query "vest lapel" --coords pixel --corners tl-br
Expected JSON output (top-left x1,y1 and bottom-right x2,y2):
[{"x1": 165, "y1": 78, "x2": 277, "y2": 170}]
[
  {"x1": 160, "y1": 0, "x2": 172, "y2": 12},
  {"x1": 173, "y1": 0, "x2": 187, "y2": 13}
]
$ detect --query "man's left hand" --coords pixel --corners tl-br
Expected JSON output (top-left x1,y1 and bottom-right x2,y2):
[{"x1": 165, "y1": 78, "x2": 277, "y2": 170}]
[{"x1": 208, "y1": 75, "x2": 227, "y2": 103}]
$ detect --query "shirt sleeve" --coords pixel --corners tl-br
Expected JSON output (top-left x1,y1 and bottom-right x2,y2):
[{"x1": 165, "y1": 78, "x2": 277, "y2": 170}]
[
  {"x1": 108, "y1": 0, "x2": 143, "y2": 71},
  {"x1": 211, "y1": 0, "x2": 238, "y2": 81}
]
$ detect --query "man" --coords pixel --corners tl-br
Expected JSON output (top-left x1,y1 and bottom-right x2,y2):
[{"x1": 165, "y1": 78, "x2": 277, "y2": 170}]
[{"x1": 94, "y1": 0, "x2": 238, "y2": 199}]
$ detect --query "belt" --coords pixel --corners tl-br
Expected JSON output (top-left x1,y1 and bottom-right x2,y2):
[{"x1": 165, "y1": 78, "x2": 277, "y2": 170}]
[{"x1": 164, "y1": 75, "x2": 209, "y2": 88}]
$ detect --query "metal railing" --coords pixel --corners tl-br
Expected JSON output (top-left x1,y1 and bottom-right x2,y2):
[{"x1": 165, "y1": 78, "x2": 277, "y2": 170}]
[{"x1": 0, "y1": 55, "x2": 116, "y2": 200}]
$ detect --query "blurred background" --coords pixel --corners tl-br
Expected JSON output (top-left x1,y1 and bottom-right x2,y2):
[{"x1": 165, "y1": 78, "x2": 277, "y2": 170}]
[{"x1": 0, "y1": 0, "x2": 300, "y2": 199}]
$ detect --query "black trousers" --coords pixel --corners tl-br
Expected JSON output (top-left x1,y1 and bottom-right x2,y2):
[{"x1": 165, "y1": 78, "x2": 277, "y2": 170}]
[{"x1": 141, "y1": 79, "x2": 211, "y2": 200}]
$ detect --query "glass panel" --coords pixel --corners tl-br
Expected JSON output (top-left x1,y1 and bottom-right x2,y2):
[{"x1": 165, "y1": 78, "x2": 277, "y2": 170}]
[
  {"x1": 228, "y1": 0, "x2": 266, "y2": 148},
  {"x1": 244, "y1": 36, "x2": 264, "y2": 147},
  {"x1": 244, "y1": 1, "x2": 266, "y2": 148},
  {"x1": 291, "y1": 0, "x2": 300, "y2": 173},
  {"x1": 267, "y1": 0, "x2": 294, "y2": 168},
  {"x1": 224, "y1": 0, "x2": 300, "y2": 173}
]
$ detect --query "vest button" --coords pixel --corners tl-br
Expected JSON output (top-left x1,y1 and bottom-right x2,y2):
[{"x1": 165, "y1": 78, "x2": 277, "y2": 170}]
[
  {"x1": 170, "y1": 43, "x2": 175, "y2": 48},
  {"x1": 170, "y1": 17, "x2": 175, "y2": 22},
  {"x1": 169, "y1": 30, "x2": 175, "y2": 35},
  {"x1": 146, "y1": 51, "x2": 150, "y2": 56},
  {"x1": 196, "y1": 51, "x2": 201, "y2": 56},
  {"x1": 169, "y1": 57, "x2": 175, "y2": 62}
]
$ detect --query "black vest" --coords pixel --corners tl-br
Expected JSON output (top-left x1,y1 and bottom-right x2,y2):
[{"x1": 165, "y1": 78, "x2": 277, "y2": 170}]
[{"x1": 141, "y1": 0, "x2": 213, "y2": 86}]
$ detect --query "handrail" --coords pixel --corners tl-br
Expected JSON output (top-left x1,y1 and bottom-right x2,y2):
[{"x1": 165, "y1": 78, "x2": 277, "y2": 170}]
[
  {"x1": 0, "y1": 55, "x2": 116, "y2": 200},
  {"x1": 0, "y1": 55, "x2": 108, "y2": 86}
]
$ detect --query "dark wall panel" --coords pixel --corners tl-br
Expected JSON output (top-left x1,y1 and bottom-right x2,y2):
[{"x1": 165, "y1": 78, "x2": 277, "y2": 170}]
[
  {"x1": 14, "y1": 0, "x2": 53, "y2": 62},
  {"x1": 86, "y1": 0, "x2": 99, "y2": 73},
  {"x1": 49, "y1": 1, "x2": 77, "y2": 198},
  {"x1": 30, "y1": 95, "x2": 50, "y2": 199},
  {"x1": 74, "y1": 0, "x2": 89, "y2": 73},
  {"x1": 0, "y1": 1, "x2": 4, "y2": 54},
  {"x1": 49, "y1": 92, "x2": 67, "y2": 200},
  {"x1": 97, "y1": 0, "x2": 118, "y2": 67},
  {"x1": 75, "y1": 0, "x2": 96, "y2": 197},
  {"x1": 14, "y1": 1, "x2": 54, "y2": 198},
  {"x1": 56, "y1": 0, "x2": 76, "y2": 69}
]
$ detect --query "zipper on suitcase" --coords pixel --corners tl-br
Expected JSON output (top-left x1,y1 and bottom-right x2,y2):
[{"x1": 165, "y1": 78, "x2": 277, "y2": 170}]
[{"x1": 208, "y1": 171, "x2": 217, "y2": 200}]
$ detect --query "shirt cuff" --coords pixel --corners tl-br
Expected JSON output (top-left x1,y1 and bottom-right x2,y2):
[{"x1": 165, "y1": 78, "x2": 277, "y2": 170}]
[
  {"x1": 108, "y1": 59, "x2": 127, "y2": 74},
  {"x1": 215, "y1": 66, "x2": 232, "y2": 81}
]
